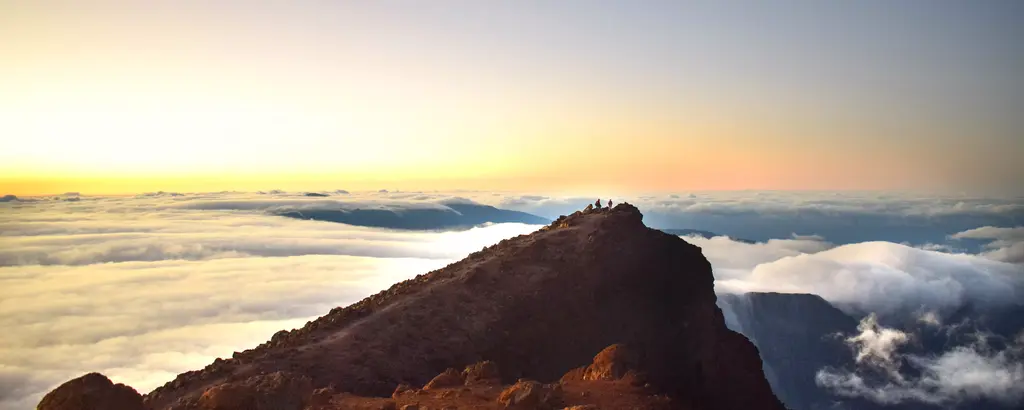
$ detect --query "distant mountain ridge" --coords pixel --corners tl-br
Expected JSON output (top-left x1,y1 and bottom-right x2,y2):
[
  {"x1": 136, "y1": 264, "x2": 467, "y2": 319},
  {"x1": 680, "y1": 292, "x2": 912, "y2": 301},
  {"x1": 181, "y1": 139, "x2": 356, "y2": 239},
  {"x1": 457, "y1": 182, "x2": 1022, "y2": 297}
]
[{"x1": 276, "y1": 202, "x2": 550, "y2": 230}]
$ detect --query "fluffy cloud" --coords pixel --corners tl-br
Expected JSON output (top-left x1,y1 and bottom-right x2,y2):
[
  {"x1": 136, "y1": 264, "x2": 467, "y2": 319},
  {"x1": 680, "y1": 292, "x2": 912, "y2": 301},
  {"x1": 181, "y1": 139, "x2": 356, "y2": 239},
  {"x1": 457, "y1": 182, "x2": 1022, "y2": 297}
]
[
  {"x1": 844, "y1": 314, "x2": 911, "y2": 378},
  {"x1": 686, "y1": 234, "x2": 1024, "y2": 318},
  {"x1": 816, "y1": 317, "x2": 1024, "y2": 406},
  {"x1": 951, "y1": 226, "x2": 1024, "y2": 264},
  {"x1": 0, "y1": 194, "x2": 541, "y2": 408}
]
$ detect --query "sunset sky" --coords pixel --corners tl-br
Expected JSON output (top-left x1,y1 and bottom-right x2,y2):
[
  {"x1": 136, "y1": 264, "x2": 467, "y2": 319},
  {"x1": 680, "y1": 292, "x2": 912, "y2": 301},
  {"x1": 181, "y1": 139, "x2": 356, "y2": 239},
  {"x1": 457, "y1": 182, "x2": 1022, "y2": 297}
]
[{"x1": 2, "y1": 1, "x2": 1022, "y2": 195}]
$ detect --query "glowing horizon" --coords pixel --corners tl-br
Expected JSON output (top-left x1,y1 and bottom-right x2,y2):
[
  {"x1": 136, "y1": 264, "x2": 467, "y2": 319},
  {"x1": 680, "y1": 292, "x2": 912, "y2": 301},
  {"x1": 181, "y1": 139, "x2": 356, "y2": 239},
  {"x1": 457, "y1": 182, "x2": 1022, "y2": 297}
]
[{"x1": 2, "y1": 2, "x2": 1022, "y2": 196}]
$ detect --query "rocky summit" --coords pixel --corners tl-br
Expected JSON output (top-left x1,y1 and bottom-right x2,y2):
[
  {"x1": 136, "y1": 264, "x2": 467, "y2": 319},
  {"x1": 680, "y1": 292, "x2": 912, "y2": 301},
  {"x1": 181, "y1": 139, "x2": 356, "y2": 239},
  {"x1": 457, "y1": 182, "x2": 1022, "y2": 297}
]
[{"x1": 40, "y1": 203, "x2": 784, "y2": 410}]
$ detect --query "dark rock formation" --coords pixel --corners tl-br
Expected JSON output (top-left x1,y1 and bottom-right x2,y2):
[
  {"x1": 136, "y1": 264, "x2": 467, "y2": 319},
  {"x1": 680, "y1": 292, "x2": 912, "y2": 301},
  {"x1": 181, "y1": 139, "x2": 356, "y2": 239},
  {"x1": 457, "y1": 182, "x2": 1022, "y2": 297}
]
[
  {"x1": 36, "y1": 373, "x2": 144, "y2": 410},
  {"x1": 44, "y1": 203, "x2": 783, "y2": 410}
]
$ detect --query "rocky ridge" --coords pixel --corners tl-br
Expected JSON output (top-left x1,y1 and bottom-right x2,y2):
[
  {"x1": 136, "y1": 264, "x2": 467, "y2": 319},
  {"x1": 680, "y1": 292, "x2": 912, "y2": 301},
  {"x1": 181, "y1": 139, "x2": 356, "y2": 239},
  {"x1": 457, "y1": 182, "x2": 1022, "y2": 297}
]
[{"x1": 40, "y1": 203, "x2": 785, "y2": 410}]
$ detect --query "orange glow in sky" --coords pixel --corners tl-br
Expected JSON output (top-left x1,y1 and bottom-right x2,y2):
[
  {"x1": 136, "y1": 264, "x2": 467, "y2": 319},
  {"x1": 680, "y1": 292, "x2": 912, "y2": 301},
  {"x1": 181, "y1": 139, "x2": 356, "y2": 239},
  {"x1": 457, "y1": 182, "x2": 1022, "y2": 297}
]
[{"x1": 2, "y1": 2, "x2": 1021, "y2": 195}]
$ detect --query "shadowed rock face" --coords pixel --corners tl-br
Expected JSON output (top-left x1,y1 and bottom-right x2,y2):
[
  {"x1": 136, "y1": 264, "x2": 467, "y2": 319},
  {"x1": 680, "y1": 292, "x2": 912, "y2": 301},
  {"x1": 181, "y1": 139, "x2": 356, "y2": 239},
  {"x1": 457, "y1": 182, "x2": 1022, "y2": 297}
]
[
  {"x1": 43, "y1": 203, "x2": 784, "y2": 410},
  {"x1": 719, "y1": 292, "x2": 864, "y2": 410}
]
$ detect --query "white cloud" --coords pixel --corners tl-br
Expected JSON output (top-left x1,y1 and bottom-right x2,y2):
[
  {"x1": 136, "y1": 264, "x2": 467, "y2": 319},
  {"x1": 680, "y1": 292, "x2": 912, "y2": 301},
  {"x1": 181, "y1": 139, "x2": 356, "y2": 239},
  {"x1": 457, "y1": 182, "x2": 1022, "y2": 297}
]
[
  {"x1": 816, "y1": 317, "x2": 1024, "y2": 406},
  {"x1": 0, "y1": 194, "x2": 541, "y2": 408},
  {"x1": 951, "y1": 226, "x2": 1024, "y2": 241},
  {"x1": 680, "y1": 234, "x2": 834, "y2": 281},
  {"x1": 951, "y1": 226, "x2": 1024, "y2": 264},
  {"x1": 917, "y1": 311, "x2": 942, "y2": 327},
  {"x1": 702, "y1": 238, "x2": 1024, "y2": 317},
  {"x1": 845, "y1": 314, "x2": 910, "y2": 379}
]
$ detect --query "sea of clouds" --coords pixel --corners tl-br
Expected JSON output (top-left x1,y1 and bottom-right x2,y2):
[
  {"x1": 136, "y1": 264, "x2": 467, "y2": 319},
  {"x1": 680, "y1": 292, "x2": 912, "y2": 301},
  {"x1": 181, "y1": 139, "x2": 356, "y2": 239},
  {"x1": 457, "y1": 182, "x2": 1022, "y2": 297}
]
[
  {"x1": 0, "y1": 190, "x2": 1021, "y2": 409},
  {"x1": 0, "y1": 191, "x2": 538, "y2": 409}
]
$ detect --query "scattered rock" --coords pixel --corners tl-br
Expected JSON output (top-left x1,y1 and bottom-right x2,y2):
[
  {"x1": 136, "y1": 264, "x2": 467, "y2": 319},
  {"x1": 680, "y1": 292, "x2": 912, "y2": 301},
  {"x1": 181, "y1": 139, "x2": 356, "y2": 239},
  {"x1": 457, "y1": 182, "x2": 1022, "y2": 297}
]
[
  {"x1": 392, "y1": 384, "x2": 414, "y2": 398},
  {"x1": 497, "y1": 379, "x2": 557, "y2": 409},
  {"x1": 198, "y1": 383, "x2": 255, "y2": 410},
  {"x1": 308, "y1": 386, "x2": 335, "y2": 406},
  {"x1": 37, "y1": 373, "x2": 144, "y2": 410},
  {"x1": 583, "y1": 344, "x2": 639, "y2": 381},
  {"x1": 559, "y1": 367, "x2": 586, "y2": 383},
  {"x1": 462, "y1": 361, "x2": 501, "y2": 386},
  {"x1": 197, "y1": 371, "x2": 311, "y2": 410},
  {"x1": 423, "y1": 368, "x2": 464, "y2": 390}
]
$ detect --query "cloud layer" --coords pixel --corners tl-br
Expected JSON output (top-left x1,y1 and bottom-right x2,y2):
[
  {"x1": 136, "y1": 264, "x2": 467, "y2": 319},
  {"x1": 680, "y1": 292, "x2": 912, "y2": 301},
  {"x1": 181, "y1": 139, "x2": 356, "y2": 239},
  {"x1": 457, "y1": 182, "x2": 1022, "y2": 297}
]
[
  {"x1": 951, "y1": 226, "x2": 1024, "y2": 264},
  {"x1": 0, "y1": 193, "x2": 540, "y2": 409},
  {"x1": 495, "y1": 192, "x2": 1024, "y2": 247},
  {"x1": 686, "y1": 234, "x2": 1024, "y2": 318},
  {"x1": 2, "y1": 190, "x2": 1021, "y2": 409}
]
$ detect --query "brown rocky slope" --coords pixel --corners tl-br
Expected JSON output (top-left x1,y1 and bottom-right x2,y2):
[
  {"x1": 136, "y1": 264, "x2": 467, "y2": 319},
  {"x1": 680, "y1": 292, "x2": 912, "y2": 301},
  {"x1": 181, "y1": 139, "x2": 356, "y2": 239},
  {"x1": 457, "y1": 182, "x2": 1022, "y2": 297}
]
[{"x1": 41, "y1": 203, "x2": 784, "y2": 410}]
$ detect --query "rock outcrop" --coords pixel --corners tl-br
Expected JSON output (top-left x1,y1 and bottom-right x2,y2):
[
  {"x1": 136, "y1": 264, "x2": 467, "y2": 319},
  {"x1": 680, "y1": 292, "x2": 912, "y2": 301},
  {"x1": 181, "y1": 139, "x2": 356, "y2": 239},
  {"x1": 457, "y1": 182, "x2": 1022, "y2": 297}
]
[
  {"x1": 497, "y1": 379, "x2": 559, "y2": 409},
  {"x1": 306, "y1": 355, "x2": 674, "y2": 409},
  {"x1": 42, "y1": 203, "x2": 784, "y2": 410},
  {"x1": 37, "y1": 373, "x2": 144, "y2": 410},
  {"x1": 193, "y1": 371, "x2": 312, "y2": 410}
]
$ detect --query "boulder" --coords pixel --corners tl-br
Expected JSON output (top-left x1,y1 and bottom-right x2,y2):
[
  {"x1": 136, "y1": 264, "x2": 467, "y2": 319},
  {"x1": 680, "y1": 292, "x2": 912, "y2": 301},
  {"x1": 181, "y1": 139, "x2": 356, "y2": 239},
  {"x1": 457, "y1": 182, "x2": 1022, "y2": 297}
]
[
  {"x1": 197, "y1": 371, "x2": 311, "y2": 410},
  {"x1": 423, "y1": 368, "x2": 464, "y2": 390},
  {"x1": 308, "y1": 386, "x2": 335, "y2": 406},
  {"x1": 582, "y1": 344, "x2": 639, "y2": 381},
  {"x1": 497, "y1": 379, "x2": 557, "y2": 409},
  {"x1": 391, "y1": 383, "x2": 414, "y2": 398},
  {"x1": 37, "y1": 373, "x2": 144, "y2": 410},
  {"x1": 462, "y1": 361, "x2": 501, "y2": 386}
]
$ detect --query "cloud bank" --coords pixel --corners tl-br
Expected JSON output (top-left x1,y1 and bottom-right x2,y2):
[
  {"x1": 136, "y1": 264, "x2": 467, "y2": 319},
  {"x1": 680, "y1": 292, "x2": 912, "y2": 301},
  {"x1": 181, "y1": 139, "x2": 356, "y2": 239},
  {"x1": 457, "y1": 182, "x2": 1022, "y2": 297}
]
[
  {"x1": 0, "y1": 193, "x2": 541, "y2": 409},
  {"x1": 495, "y1": 192, "x2": 1024, "y2": 247},
  {"x1": 2, "y1": 190, "x2": 1021, "y2": 408},
  {"x1": 686, "y1": 234, "x2": 1024, "y2": 318},
  {"x1": 951, "y1": 226, "x2": 1024, "y2": 264}
]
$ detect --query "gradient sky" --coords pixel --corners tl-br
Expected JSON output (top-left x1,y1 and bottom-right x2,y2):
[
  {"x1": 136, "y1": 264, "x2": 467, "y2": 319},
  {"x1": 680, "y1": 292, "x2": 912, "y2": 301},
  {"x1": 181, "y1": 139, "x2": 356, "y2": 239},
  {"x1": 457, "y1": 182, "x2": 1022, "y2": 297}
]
[{"x1": 2, "y1": 1, "x2": 1022, "y2": 195}]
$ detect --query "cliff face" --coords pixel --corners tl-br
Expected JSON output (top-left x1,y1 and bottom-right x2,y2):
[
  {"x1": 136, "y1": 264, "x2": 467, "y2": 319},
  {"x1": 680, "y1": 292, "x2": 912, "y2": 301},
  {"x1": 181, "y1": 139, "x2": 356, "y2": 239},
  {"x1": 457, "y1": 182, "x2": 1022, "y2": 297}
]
[
  {"x1": 43, "y1": 204, "x2": 784, "y2": 410},
  {"x1": 719, "y1": 292, "x2": 864, "y2": 410}
]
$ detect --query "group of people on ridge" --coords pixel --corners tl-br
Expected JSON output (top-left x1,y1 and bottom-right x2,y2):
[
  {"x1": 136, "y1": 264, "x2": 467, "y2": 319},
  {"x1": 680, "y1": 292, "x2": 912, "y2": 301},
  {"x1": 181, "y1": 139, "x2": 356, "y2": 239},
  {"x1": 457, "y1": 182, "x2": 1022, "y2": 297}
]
[{"x1": 592, "y1": 199, "x2": 613, "y2": 209}]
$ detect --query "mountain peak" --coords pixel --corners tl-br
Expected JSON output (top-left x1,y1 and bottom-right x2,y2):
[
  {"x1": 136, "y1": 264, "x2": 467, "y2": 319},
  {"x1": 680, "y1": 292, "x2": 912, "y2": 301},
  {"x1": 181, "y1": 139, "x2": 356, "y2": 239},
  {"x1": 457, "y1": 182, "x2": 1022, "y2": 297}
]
[
  {"x1": 45, "y1": 203, "x2": 784, "y2": 410},
  {"x1": 543, "y1": 202, "x2": 644, "y2": 231}
]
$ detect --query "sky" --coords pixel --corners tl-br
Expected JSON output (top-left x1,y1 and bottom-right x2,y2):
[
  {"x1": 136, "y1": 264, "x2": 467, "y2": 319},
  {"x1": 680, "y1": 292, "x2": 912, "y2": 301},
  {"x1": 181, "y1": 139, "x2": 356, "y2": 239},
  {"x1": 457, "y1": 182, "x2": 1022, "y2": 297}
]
[{"x1": 2, "y1": 1, "x2": 1023, "y2": 195}]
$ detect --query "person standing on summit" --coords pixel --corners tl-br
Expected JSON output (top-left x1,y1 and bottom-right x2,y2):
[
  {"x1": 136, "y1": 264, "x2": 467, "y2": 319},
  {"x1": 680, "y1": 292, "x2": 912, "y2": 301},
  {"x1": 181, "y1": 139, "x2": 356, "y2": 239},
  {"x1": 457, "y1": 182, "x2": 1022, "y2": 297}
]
[{"x1": 595, "y1": 199, "x2": 602, "y2": 209}]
